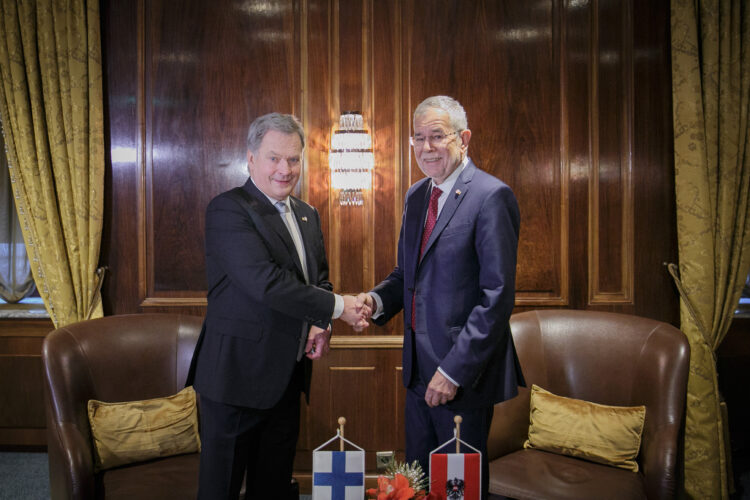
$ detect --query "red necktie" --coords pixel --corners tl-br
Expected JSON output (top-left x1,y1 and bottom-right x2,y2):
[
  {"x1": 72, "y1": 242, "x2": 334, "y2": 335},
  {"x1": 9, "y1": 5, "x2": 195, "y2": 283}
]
[{"x1": 412, "y1": 186, "x2": 442, "y2": 329}]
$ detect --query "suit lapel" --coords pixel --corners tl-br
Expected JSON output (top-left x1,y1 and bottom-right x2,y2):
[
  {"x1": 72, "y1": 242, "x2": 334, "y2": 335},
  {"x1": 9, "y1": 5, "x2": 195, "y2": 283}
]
[
  {"x1": 419, "y1": 161, "x2": 475, "y2": 262},
  {"x1": 404, "y1": 180, "x2": 431, "y2": 287},
  {"x1": 243, "y1": 180, "x2": 306, "y2": 280}
]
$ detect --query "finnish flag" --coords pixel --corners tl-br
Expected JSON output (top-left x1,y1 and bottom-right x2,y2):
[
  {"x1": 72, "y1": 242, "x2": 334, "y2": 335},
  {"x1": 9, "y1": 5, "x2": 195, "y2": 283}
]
[{"x1": 312, "y1": 450, "x2": 365, "y2": 500}]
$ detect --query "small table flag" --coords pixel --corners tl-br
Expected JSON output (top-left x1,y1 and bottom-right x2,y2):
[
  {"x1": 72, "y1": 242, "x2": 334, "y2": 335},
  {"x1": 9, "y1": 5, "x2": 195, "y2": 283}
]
[
  {"x1": 313, "y1": 417, "x2": 365, "y2": 500},
  {"x1": 312, "y1": 450, "x2": 365, "y2": 500},
  {"x1": 430, "y1": 452, "x2": 480, "y2": 500},
  {"x1": 429, "y1": 416, "x2": 482, "y2": 500}
]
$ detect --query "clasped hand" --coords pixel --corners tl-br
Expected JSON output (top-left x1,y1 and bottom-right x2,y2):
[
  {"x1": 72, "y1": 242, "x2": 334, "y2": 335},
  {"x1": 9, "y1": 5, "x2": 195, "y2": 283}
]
[
  {"x1": 305, "y1": 325, "x2": 331, "y2": 359},
  {"x1": 339, "y1": 293, "x2": 374, "y2": 331},
  {"x1": 310, "y1": 294, "x2": 371, "y2": 360}
]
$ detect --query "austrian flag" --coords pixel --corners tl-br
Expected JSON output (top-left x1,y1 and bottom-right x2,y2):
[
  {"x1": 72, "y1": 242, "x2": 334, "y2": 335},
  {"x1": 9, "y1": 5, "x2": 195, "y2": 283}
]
[{"x1": 430, "y1": 453, "x2": 481, "y2": 500}]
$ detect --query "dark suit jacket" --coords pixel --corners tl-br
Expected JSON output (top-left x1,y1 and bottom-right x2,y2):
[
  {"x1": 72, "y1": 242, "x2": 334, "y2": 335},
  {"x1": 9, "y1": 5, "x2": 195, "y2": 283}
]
[
  {"x1": 372, "y1": 159, "x2": 524, "y2": 410},
  {"x1": 190, "y1": 178, "x2": 335, "y2": 409}
]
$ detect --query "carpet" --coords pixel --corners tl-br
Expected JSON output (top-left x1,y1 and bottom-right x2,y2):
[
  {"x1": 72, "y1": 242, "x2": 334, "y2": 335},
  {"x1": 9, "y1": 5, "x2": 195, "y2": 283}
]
[
  {"x1": 0, "y1": 452, "x2": 49, "y2": 500},
  {"x1": 0, "y1": 452, "x2": 314, "y2": 499}
]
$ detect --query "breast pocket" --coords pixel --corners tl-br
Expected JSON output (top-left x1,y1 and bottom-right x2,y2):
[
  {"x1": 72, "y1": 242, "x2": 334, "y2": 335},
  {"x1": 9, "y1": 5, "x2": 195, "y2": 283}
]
[
  {"x1": 441, "y1": 220, "x2": 473, "y2": 238},
  {"x1": 434, "y1": 221, "x2": 474, "y2": 263}
]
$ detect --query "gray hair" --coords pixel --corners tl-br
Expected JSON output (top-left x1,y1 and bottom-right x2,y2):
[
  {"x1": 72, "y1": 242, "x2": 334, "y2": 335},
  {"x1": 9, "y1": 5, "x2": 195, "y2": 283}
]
[
  {"x1": 246, "y1": 112, "x2": 305, "y2": 152},
  {"x1": 413, "y1": 95, "x2": 468, "y2": 132}
]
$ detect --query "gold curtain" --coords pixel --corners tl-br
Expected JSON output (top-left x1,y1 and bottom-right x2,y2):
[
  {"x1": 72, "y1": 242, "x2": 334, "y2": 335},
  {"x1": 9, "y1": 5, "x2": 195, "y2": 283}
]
[
  {"x1": 671, "y1": 0, "x2": 750, "y2": 498},
  {"x1": 0, "y1": 0, "x2": 104, "y2": 327}
]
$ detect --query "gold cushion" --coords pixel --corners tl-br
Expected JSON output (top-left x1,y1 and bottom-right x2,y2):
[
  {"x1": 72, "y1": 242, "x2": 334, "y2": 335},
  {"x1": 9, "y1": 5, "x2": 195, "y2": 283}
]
[
  {"x1": 524, "y1": 384, "x2": 646, "y2": 472},
  {"x1": 87, "y1": 386, "x2": 201, "y2": 470}
]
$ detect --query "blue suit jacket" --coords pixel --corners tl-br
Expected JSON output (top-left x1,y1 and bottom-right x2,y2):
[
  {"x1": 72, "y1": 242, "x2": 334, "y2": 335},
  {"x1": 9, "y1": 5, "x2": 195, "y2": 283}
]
[
  {"x1": 190, "y1": 178, "x2": 335, "y2": 409},
  {"x1": 372, "y1": 159, "x2": 524, "y2": 409}
]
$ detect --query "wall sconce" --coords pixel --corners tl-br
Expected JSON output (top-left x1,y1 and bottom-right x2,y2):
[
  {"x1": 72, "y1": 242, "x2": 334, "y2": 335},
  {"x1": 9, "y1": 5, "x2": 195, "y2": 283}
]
[{"x1": 329, "y1": 111, "x2": 374, "y2": 206}]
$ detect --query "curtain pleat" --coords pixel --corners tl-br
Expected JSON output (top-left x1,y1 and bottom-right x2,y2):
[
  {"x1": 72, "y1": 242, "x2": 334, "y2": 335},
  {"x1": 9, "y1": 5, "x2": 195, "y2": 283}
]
[
  {"x1": 0, "y1": 0, "x2": 104, "y2": 327},
  {"x1": 671, "y1": 0, "x2": 750, "y2": 497}
]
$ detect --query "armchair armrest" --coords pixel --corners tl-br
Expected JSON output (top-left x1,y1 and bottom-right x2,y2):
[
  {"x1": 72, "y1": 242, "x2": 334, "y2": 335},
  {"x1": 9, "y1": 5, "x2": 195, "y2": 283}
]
[
  {"x1": 487, "y1": 388, "x2": 531, "y2": 460},
  {"x1": 640, "y1": 423, "x2": 680, "y2": 500},
  {"x1": 48, "y1": 422, "x2": 95, "y2": 500}
]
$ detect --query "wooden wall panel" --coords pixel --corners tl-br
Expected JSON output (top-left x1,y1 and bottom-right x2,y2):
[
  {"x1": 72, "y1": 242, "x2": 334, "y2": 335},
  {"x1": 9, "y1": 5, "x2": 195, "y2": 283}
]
[
  {"x1": 322, "y1": 0, "x2": 374, "y2": 297},
  {"x1": 630, "y1": 0, "x2": 678, "y2": 324},
  {"x1": 589, "y1": 0, "x2": 634, "y2": 304},
  {"x1": 101, "y1": 0, "x2": 140, "y2": 315},
  {"x1": 296, "y1": 347, "x2": 404, "y2": 475},
  {"x1": 101, "y1": 1, "x2": 676, "y2": 314},
  {"x1": 403, "y1": 0, "x2": 568, "y2": 306},
  {"x1": 144, "y1": 0, "x2": 301, "y2": 302},
  {"x1": 99, "y1": 0, "x2": 677, "y2": 482},
  {"x1": 0, "y1": 319, "x2": 54, "y2": 448},
  {"x1": 371, "y1": 0, "x2": 402, "y2": 336},
  {"x1": 302, "y1": 0, "x2": 332, "y2": 269}
]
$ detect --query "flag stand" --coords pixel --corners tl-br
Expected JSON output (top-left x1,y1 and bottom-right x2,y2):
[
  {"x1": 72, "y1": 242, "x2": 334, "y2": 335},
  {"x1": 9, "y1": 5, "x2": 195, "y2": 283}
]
[
  {"x1": 314, "y1": 417, "x2": 363, "y2": 454},
  {"x1": 429, "y1": 416, "x2": 482, "y2": 500},
  {"x1": 312, "y1": 417, "x2": 365, "y2": 500}
]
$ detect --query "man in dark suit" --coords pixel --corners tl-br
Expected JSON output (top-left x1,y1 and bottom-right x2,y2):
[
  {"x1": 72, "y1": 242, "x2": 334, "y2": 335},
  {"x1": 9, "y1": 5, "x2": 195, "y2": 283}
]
[
  {"x1": 358, "y1": 96, "x2": 525, "y2": 498},
  {"x1": 188, "y1": 113, "x2": 368, "y2": 499}
]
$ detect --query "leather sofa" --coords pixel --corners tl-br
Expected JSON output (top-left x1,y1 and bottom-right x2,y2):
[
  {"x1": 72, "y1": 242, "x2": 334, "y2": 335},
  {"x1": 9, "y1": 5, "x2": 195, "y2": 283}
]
[
  {"x1": 42, "y1": 313, "x2": 203, "y2": 499},
  {"x1": 487, "y1": 309, "x2": 690, "y2": 499}
]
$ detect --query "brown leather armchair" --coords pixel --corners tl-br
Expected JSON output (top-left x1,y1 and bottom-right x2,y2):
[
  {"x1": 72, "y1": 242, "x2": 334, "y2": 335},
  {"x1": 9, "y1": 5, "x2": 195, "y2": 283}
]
[
  {"x1": 488, "y1": 310, "x2": 690, "y2": 500},
  {"x1": 42, "y1": 313, "x2": 203, "y2": 500}
]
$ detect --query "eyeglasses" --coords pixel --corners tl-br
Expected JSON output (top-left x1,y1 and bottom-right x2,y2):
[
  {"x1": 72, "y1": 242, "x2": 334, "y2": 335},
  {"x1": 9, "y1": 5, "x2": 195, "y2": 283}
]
[{"x1": 409, "y1": 131, "x2": 458, "y2": 148}]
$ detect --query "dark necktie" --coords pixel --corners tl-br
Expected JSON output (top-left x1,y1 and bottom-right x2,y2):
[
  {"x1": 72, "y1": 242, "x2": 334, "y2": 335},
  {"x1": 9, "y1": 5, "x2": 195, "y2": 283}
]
[{"x1": 411, "y1": 186, "x2": 442, "y2": 329}]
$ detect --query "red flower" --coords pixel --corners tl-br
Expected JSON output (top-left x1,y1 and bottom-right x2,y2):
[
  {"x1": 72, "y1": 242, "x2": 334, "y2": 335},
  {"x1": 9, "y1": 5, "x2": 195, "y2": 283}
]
[{"x1": 366, "y1": 473, "x2": 420, "y2": 500}]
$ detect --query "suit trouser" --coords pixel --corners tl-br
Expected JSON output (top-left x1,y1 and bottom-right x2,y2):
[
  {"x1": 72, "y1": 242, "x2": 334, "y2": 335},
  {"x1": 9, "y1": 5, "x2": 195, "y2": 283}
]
[
  {"x1": 197, "y1": 363, "x2": 303, "y2": 500},
  {"x1": 405, "y1": 367, "x2": 493, "y2": 500}
]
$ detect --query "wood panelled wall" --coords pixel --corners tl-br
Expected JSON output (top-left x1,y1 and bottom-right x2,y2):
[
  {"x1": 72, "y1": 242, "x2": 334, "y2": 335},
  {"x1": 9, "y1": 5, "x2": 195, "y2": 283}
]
[
  {"x1": 0, "y1": 319, "x2": 52, "y2": 448},
  {"x1": 100, "y1": 0, "x2": 676, "y2": 481}
]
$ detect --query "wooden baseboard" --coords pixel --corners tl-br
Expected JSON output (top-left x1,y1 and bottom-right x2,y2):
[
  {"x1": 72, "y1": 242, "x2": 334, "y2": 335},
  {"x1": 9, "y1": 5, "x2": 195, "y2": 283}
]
[{"x1": 0, "y1": 428, "x2": 47, "y2": 449}]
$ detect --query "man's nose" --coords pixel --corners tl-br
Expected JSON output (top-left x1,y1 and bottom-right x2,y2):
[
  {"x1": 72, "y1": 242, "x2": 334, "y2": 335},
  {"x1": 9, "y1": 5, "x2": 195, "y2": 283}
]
[{"x1": 277, "y1": 159, "x2": 291, "y2": 173}]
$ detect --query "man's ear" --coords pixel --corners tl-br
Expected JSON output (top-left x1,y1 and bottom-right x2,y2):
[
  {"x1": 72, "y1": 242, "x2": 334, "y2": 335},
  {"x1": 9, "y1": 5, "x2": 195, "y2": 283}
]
[
  {"x1": 459, "y1": 129, "x2": 472, "y2": 152},
  {"x1": 246, "y1": 149, "x2": 255, "y2": 176}
]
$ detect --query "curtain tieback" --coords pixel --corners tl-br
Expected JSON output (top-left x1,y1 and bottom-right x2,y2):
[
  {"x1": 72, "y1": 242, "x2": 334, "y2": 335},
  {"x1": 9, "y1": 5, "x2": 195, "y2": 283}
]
[
  {"x1": 86, "y1": 266, "x2": 108, "y2": 320},
  {"x1": 665, "y1": 262, "x2": 714, "y2": 355}
]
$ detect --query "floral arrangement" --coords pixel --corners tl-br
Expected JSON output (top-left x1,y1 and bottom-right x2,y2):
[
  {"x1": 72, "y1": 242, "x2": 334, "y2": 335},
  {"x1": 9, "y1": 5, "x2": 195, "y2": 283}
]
[{"x1": 366, "y1": 460, "x2": 438, "y2": 500}]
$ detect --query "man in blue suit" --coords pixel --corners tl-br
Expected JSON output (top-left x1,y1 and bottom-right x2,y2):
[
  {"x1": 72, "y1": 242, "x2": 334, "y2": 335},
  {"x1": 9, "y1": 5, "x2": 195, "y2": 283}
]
[
  {"x1": 188, "y1": 113, "x2": 368, "y2": 499},
  {"x1": 359, "y1": 96, "x2": 525, "y2": 498}
]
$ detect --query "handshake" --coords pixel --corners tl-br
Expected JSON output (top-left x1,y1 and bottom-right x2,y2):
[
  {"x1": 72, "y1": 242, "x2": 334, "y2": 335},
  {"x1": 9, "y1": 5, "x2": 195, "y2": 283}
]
[
  {"x1": 339, "y1": 293, "x2": 375, "y2": 332},
  {"x1": 307, "y1": 293, "x2": 375, "y2": 360}
]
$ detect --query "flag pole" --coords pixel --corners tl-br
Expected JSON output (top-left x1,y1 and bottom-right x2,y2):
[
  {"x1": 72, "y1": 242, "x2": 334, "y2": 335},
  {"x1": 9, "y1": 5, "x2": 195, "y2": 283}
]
[
  {"x1": 455, "y1": 415, "x2": 462, "y2": 453},
  {"x1": 338, "y1": 416, "x2": 346, "y2": 452}
]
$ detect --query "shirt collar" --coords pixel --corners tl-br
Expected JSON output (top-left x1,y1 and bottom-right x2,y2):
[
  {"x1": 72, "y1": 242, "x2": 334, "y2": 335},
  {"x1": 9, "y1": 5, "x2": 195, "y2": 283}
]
[
  {"x1": 431, "y1": 156, "x2": 469, "y2": 193},
  {"x1": 250, "y1": 176, "x2": 290, "y2": 210}
]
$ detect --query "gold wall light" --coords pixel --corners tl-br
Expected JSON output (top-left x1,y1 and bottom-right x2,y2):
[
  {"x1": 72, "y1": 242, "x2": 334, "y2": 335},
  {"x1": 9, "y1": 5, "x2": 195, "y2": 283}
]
[{"x1": 329, "y1": 111, "x2": 374, "y2": 206}]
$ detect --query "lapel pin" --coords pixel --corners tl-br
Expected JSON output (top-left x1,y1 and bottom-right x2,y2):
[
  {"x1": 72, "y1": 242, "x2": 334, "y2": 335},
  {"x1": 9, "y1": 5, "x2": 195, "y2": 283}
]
[
  {"x1": 455, "y1": 189, "x2": 461, "y2": 196},
  {"x1": 301, "y1": 216, "x2": 308, "y2": 222}
]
